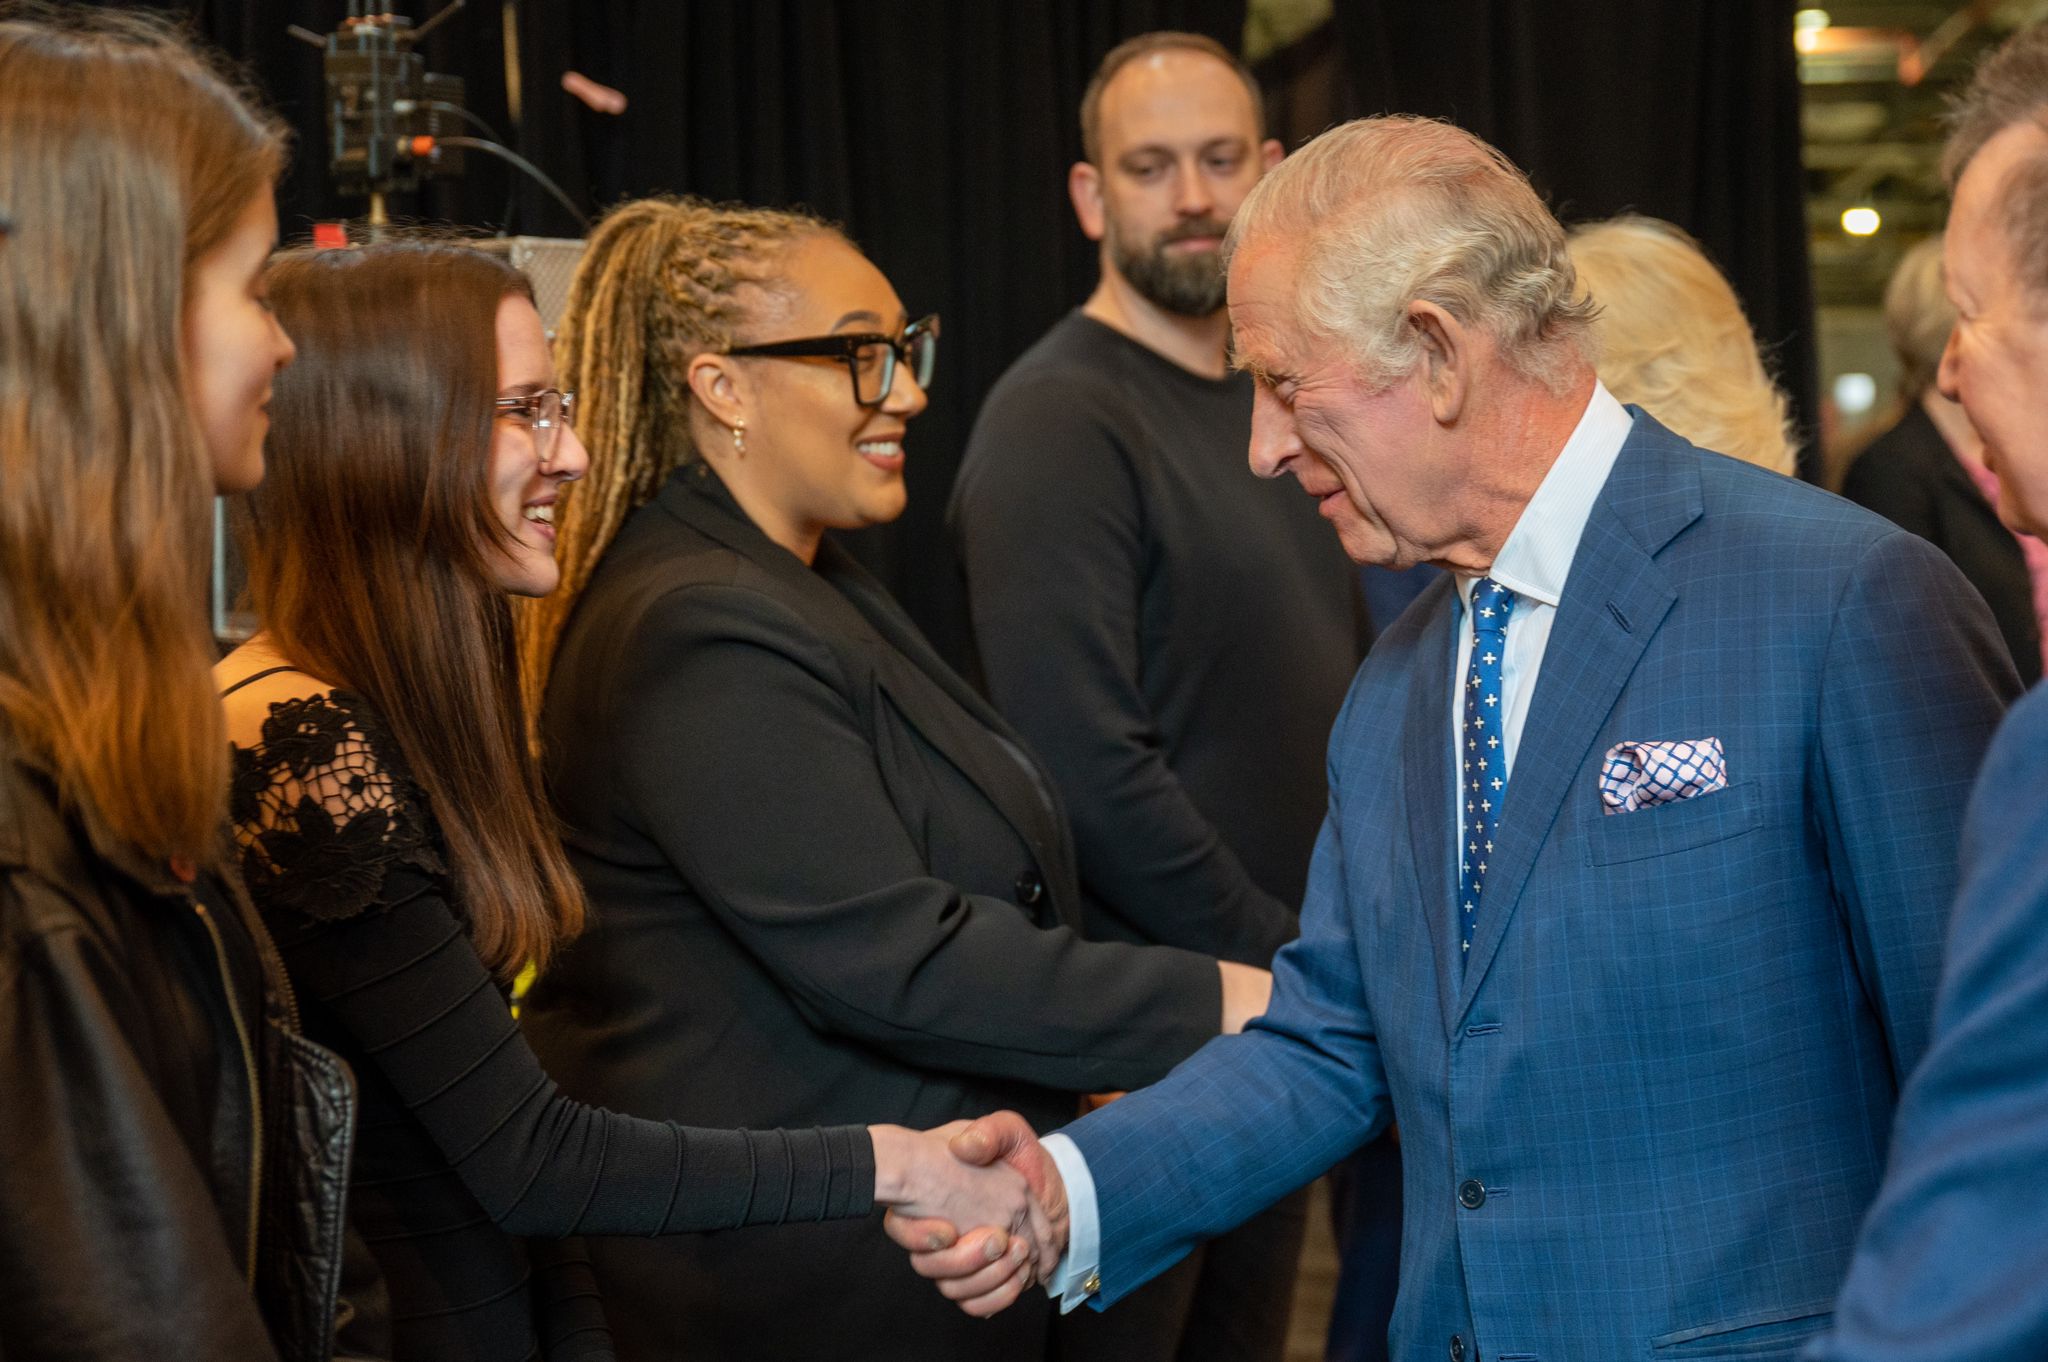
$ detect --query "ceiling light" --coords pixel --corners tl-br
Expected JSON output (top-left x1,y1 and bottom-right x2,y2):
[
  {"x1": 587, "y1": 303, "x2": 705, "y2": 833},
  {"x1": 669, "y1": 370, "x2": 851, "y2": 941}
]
[
  {"x1": 1794, "y1": 9, "x2": 1830, "y2": 52},
  {"x1": 1833, "y1": 372, "x2": 1877, "y2": 417},
  {"x1": 1840, "y1": 206, "x2": 1881, "y2": 236}
]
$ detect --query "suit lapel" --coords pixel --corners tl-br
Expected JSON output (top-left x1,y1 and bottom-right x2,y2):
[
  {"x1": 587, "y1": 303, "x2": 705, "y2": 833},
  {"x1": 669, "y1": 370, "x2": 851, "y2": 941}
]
[
  {"x1": 660, "y1": 470, "x2": 1075, "y2": 903},
  {"x1": 1399, "y1": 581, "x2": 1464, "y2": 1038},
  {"x1": 822, "y1": 547, "x2": 1074, "y2": 879},
  {"x1": 1452, "y1": 420, "x2": 1699, "y2": 1024}
]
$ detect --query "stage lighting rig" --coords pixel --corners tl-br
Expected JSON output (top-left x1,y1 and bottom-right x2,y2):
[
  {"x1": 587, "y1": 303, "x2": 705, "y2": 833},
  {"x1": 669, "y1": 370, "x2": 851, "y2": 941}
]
[{"x1": 289, "y1": 3, "x2": 586, "y2": 232}]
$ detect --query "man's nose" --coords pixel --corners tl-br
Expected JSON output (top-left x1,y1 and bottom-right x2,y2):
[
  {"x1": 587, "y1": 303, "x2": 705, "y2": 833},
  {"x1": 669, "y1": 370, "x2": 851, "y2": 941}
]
[
  {"x1": 1247, "y1": 384, "x2": 1297, "y2": 478},
  {"x1": 1176, "y1": 159, "x2": 1216, "y2": 218}
]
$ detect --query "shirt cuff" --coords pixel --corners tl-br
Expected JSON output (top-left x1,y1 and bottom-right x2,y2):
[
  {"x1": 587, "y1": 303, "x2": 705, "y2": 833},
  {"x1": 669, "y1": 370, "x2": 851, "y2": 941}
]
[{"x1": 1041, "y1": 1133, "x2": 1102, "y2": 1313}]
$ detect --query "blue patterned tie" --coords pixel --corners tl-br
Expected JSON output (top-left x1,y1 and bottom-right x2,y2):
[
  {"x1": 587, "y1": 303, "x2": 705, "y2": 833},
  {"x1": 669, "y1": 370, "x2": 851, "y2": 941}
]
[{"x1": 1460, "y1": 578, "x2": 1516, "y2": 967}]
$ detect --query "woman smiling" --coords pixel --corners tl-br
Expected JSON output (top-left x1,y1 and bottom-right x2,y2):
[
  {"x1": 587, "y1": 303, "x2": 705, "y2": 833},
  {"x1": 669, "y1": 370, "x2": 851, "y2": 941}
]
[
  {"x1": 216, "y1": 239, "x2": 1042, "y2": 1362},
  {"x1": 518, "y1": 197, "x2": 1267, "y2": 1360}
]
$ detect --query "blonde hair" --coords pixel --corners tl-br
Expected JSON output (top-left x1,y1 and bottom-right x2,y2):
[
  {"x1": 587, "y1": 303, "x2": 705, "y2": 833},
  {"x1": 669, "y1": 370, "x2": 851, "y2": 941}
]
[
  {"x1": 1226, "y1": 115, "x2": 1599, "y2": 393},
  {"x1": 515, "y1": 196, "x2": 836, "y2": 722},
  {"x1": 0, "y1": 7, "x2": 284, "y2": 864},
  {"x1": 1883, "y1": 235, "x2": 1956, "y2": 401},
  {"x1": 1567, "y1": 216, "x2": 1798, "y2": 476}
]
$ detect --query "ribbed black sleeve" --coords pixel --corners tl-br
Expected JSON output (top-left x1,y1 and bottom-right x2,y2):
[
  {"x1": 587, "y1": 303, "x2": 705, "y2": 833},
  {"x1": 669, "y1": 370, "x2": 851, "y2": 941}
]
[{"x1": 228, "y1": 690, "x2": 875, "y2": 1241}]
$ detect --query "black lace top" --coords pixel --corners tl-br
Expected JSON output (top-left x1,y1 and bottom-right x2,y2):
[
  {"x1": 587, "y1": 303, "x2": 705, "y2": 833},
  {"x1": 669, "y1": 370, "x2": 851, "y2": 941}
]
[{"x1": 227, "y1": 684, "x2": 875, "y2": 1362}]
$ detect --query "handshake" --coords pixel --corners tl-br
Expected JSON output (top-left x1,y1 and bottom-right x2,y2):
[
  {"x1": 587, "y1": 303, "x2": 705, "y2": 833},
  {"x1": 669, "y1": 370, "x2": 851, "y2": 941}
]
[
  {"x1": 868, "y1": 1113, "x2": 1071, "y2": 1317},
  {"x1": 864, "y1": 959, "x2": 1271, "y2": 1314}
]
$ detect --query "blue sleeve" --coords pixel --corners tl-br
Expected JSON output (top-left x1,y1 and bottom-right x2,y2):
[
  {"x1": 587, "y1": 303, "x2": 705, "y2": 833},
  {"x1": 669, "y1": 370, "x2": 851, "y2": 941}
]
[
  {"x1": 1812, "y1": 528, "x2": 2018, "y2": 1080},
  {"x1": 1808, "y1": 684, "x2": 2048, "y2": 1362},
  {"x1": 1058, "y1": 695, "x2": 1392, "y2": 1306}
]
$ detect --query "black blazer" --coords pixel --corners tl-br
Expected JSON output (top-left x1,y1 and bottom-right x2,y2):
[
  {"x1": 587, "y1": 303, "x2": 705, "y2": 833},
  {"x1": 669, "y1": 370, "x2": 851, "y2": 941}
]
[
  {"x1": 523, "y1": 465, "x2": 1220, "y2": 1361},
  {"x1": 1844, "y1": 403, "x2": 2041, "y2": 685}
]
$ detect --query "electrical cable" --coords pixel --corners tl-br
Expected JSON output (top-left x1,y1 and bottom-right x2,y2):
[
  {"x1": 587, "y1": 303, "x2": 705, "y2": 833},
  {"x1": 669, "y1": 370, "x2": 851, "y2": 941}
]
[
  {"x1": 418, "y1": 99, "x2": 503, "y2": 145},
  {"x1": 414, "y1": 102, "x2": 516, "y2": 232},
  {"x1": 429, "y1": 136, "x2": 589, "y2": 231}
]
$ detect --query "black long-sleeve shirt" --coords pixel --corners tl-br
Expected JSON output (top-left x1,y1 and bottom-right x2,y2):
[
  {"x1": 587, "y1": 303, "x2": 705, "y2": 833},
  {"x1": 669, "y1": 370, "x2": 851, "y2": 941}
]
[
  {"x1": 951, "y1": 312, "x2": 1369, "y2": 966},
  {"x1": 227, "y1": 685, "x2": 872, "y2": 1362}
]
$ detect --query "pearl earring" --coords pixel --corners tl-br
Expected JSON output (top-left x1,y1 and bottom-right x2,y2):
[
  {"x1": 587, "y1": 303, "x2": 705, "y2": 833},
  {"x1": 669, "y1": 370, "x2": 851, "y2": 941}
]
[{"x1": 732, "y1": 419, "x2": 747, "y2": 456}]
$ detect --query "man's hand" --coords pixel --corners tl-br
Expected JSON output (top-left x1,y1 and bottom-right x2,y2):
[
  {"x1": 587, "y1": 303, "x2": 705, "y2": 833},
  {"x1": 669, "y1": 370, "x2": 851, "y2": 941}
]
[{"x1": 882, "y1": 1111, "x2": 1071, "y2": 1316}]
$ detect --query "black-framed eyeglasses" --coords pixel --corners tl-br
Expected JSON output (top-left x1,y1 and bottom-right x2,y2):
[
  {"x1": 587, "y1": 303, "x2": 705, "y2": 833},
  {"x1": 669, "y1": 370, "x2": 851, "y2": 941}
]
[
  {"x1": 726, "y1": 314, "x2": 939, "y2": 408},
  {"x1": 493, "y1": 388, "x2": 576, "y2": 467}
]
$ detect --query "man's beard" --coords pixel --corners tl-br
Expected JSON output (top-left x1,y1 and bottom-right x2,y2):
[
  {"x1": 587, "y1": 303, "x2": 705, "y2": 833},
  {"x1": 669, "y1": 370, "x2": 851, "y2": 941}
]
[{"x1": 1109, "y1": 214, "x2": 1231, "y2": 317}]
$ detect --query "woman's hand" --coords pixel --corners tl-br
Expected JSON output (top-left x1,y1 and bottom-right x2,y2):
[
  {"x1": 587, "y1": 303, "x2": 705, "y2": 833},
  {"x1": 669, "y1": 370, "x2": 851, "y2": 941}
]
[
  {"x1": 1218, "y1": 961, "x2": 1273, "y2": 1034},
  {"x1": 869, "y1": 1123, "x2": 1051, "y2": 1316}
]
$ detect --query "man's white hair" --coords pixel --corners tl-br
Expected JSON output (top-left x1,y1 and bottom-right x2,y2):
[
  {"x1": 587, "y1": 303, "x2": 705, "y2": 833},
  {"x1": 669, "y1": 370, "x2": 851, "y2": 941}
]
[{"x1": 1226, "y1": 116, "x2": 1599, "y2": 393}]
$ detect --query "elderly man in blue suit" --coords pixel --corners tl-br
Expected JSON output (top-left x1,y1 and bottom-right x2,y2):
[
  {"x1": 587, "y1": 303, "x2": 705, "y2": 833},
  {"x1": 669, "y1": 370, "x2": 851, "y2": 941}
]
[
  {"x1": 1807, "y1": 23, "x2": 2048, "y2": 1362},
  {"x1": 888, "y1": 114, "x2": 2019, "y2": 1362}
]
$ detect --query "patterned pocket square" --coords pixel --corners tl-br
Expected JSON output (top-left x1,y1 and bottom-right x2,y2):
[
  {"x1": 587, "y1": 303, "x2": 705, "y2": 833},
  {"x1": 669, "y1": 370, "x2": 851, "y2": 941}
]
[{"x1": 1599, "y1": 737, "x2": 1727, "y2": 815}]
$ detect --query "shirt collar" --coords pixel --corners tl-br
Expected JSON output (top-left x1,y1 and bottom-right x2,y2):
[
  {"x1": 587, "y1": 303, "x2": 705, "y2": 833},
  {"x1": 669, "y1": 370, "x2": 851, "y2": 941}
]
[{"x1": 1456, "y1": 380, "x2": 1634, "y2": 613}]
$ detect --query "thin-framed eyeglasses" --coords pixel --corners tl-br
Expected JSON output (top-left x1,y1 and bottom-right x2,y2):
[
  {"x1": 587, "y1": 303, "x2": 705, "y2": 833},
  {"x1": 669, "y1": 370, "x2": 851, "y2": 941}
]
[
  {"x1": 725, "y1": 314, "x2": 939, "y2": 408},
  {"x1": 493, "y1": 388, "x2": 576, "y2": 467}
]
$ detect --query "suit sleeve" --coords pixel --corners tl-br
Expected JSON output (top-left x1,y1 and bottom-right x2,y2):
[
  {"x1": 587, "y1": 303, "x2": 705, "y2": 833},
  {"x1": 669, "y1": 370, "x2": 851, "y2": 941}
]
[
  {"x1": 953, "y1": 377, "x2": 1297, "y2": 964},
  {"x1": 611, "y1": 581, "x2": 1223, "y2": 1094},
  {"x1": 1813, "y1": 528, "x2": 2018, "y2": 1081},
  {"x1": 1058, "y1": 684, "x2": 1394, "y2": 1306},
  {"x1": 1807, "y1": 688, "x2": 2048, "y2": 1362},
  {"x1": 0, "y1": 911, "x2": 282, "y2": 1362}
]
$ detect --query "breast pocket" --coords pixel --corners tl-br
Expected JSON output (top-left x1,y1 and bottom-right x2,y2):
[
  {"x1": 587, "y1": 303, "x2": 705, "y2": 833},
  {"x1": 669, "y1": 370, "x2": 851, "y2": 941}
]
[
  {"x1": 1649, "y1": 1306, "x2": 1832, "y2": 1359},
  {"x1": 1582, "y1": 778, "x2": 1763, "y2": 867}
]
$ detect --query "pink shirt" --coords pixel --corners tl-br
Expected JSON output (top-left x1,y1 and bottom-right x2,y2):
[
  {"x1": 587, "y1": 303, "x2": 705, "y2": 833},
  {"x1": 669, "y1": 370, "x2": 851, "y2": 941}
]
[{"x1": 1956, "y1": 452, "x2": 2048, "y2": 675}]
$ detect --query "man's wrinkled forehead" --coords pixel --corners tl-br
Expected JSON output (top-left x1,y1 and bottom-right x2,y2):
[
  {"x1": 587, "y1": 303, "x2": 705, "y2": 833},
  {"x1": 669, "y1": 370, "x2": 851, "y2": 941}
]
[
  {"x1": 1226, "y1": 241, "x2": 1305, "y2": 371},
  {"x1": 1952, "y1": 118, "x2": 2048, "y2": 291}
]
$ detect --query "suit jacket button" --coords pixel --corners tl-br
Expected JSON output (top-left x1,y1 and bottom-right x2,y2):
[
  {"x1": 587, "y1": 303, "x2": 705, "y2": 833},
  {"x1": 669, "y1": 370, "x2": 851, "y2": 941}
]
[
  {"x1": 1457, "y1": 1179, "x2": 1486, "y2": 1209},
  {"x1": 1014, "y1": 872, "x2": 1046, "y2": 906},
  {"x1": 1449, "y1": 1334, "x2": 1465, "y2": 1362}
]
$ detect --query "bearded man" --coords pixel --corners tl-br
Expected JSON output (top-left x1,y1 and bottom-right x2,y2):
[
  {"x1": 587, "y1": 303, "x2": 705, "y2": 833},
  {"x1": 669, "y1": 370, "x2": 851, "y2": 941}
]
[{"x1": 947, "y1": 30, "x2": 1386, "y2": 1362}]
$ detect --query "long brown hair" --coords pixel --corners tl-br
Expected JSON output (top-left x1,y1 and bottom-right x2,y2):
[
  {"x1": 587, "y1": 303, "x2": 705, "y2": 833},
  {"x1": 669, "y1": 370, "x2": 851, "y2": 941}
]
[
  {"x1": 0, "y1": 7, "x2": 284, "y2": 865},
  {"x1": 514, "y1": 196, "x2": 834, "y2": 721},
  {"x1": 247, "y1": 241, "x2": 583, "y2": 979}
]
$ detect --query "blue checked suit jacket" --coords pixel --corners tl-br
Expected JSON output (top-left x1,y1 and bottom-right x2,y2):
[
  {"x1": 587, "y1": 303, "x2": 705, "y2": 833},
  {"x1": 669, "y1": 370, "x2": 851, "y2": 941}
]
[
  {"x1": 1061, "y1": 413, "x2": 2018, "y2": 1362},
  {"x1": 1807, "y1": 680, "x2": 2048, "y2": 1362}
]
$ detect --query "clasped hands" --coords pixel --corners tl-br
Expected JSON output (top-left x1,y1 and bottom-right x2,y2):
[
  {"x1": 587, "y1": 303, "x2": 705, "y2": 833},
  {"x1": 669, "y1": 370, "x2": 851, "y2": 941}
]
[
  {"x1": 869, "y1": 961, "x2": 1272, "y2": 1315},
  {"x1": 870, "y1": 1113, "x2": 1068, "y2": 1317}
]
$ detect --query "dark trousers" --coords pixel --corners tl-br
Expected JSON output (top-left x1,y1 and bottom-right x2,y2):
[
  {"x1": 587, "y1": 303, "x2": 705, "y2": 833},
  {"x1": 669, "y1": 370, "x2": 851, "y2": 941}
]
[
  {"x1": 1053, "y1": 1186, "x2": 1312, "y2": 1362},
  {"x1": 1323, "y1": 1135, "x2": 1403, "y2": 1362}
]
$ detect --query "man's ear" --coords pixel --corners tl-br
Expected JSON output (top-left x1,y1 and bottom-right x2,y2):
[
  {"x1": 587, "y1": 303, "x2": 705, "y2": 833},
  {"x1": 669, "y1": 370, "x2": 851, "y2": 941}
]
[
  {"x1": 1408, "y1": 301, "x2": 1470, "y2": 426},
  {"x1": 1069, "y1": 161, "x2": 1107, "y2": 243},
  {"x1": 686, "y1": 352, "x2": 747, "y2": 433},
  {"x1": 1259, "y1": 138, "x2": 1284, "y2": 173}
]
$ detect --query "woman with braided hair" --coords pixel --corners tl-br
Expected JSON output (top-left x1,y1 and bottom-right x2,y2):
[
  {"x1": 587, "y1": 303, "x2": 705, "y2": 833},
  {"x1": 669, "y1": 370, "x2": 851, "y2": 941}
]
[
  {"x1": 515, "y1": 196, "x2": 1271, "y2": 1359},
  {"x1": 213, "y1": 237, "x2": 1051, "y2": 1362}
]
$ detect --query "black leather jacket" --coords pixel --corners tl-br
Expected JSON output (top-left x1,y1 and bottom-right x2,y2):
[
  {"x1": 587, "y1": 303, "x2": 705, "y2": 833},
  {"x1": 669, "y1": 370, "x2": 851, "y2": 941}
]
[{"x1": 0, "y1": 749, "x2": 364, "y2": 1361}]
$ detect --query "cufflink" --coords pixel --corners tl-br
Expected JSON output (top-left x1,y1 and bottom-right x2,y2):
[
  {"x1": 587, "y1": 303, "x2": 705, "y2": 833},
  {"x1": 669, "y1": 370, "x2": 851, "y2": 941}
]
[{"x1": 1083, "y1": 1271, "x2": 1101, "y2": 1297}]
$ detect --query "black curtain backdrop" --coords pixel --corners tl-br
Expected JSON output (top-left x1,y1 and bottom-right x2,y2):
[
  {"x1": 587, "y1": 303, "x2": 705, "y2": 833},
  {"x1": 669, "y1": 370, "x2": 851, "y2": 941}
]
[
  {"x1": 144, "y1": 0, "x2": 1243, "y2": 664},
  {"x1": 504, "y1": 1, "x2": 1245, "y2": 660},
  {"x1": 1328, "y1": 0, "x2": 1821, "y2": 480},
  {"x1": 120, "y1": 1, "x2": 1812, "y2": 656}
]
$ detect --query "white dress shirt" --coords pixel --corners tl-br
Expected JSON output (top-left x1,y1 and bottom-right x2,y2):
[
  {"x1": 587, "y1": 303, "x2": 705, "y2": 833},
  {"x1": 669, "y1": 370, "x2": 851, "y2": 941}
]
[{"x1": 1041, "y1": 381, "x2": 1635, "y2": 1312}]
